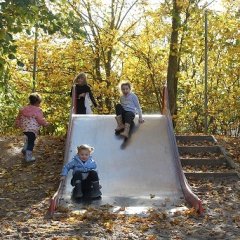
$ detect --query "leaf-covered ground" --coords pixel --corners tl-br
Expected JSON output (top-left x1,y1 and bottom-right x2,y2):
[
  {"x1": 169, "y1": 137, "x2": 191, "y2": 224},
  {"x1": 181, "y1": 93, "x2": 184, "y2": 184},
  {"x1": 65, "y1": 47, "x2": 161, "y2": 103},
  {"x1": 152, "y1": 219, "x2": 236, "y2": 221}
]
[{"x1": 0, "y1": 135, "x2": 239, "y2": 239}]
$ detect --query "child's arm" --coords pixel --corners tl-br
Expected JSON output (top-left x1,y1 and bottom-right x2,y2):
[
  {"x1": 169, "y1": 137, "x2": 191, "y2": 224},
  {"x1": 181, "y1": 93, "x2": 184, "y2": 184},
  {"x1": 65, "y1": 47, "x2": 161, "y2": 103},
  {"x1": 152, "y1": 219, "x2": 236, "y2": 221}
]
[
  {"x1": 89, "y1": 90, "x2": 97, "y2": 107},
  {"x1": 132, "y1": 94, "x2": 144, "y2": 123},
  {"x1": 35, "y1": 109, "x2": 49, "y2": 126},
  {"x1": 60, "y1": 159, "x2": 75, "y2": 177}
]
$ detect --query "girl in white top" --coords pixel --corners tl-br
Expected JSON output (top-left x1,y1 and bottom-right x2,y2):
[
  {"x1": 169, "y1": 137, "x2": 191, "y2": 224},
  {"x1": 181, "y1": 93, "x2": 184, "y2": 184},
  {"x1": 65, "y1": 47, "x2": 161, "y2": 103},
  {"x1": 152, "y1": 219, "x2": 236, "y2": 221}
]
[{"x1": 115, "y1": 81, "x2": 144, "y2": 138}]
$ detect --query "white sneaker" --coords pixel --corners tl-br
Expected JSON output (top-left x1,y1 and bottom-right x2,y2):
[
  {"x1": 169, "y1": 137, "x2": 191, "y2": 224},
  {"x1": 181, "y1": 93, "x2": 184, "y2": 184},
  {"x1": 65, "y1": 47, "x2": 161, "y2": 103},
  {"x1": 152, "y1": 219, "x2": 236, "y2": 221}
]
[{"x1": 25, "y1": 150, "x2": 36, "y2": 162}]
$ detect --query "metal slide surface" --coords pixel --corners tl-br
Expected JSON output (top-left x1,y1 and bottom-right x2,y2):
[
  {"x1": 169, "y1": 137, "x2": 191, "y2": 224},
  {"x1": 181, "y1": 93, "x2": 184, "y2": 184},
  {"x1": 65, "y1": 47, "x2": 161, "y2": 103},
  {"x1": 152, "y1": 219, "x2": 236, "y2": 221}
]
[{"x1": 58, "y1": 114, "x2": 185, "y2": 210}]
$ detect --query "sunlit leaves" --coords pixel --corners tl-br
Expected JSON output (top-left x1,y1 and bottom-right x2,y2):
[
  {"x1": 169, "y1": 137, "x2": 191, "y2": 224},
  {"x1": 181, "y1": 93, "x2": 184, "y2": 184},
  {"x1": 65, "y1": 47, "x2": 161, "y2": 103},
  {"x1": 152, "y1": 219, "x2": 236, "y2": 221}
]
[
  {"x1": 176, "y1": 1, "x2": 240, "y2": 135},
  {"x1": 0, "y1": 0, "x2": 239, "y2": 136}
]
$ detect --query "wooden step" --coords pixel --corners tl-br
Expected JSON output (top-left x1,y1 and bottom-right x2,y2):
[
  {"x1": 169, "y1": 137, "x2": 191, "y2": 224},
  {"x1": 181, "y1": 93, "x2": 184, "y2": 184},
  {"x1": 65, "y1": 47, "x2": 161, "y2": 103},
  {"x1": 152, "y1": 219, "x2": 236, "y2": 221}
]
[
  {"x1": 176, "y1": 135, "x2": 216, "y2": 143},
  {"x1": 178, "y1": 146, "x2": 221, "y2": 154},
  {"x1": 184, "y1": 172, "x2": 239, "y2": 179},
  {"x1": 180, "y1": 158, "x2": 227, "y2": 167}
]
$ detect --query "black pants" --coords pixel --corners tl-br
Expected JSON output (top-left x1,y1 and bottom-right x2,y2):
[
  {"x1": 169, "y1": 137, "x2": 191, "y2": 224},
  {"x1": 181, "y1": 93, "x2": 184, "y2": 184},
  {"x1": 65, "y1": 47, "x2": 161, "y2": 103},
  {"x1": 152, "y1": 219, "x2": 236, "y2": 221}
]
[
  {"x1": 71, "y1": 170, "x2": 99, "y2": 191},
  {"x1": 23, "y1": 132, "x2": 36, "y2": 151},
  {"x1": 76, "y1": 98, "x2": 86, "y2": 114},
  {"x1": 115, "y1": 104, "x2": 135, "y2": 124}
]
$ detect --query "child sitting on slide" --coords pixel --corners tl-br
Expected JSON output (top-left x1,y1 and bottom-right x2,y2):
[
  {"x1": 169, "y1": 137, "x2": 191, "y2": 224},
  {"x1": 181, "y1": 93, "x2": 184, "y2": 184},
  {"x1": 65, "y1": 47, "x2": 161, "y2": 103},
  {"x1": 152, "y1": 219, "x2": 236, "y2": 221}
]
[
  {"x1": 15, "y1": 93, "x2": 49, "y2": 162},
  {"x1": 60, "y1": 144, "x2": 102, "y2": 199},
  {"x1": 115, "y1": 81, "x2": 144, "y2": 138}
]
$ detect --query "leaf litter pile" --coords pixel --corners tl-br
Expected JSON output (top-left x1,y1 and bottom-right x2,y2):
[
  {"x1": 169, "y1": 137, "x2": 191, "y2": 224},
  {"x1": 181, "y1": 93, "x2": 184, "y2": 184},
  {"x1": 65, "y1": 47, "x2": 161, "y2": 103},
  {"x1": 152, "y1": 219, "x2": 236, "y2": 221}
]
[{"x1": 0, "y1": 135, "x2": 239, "y2": 239}]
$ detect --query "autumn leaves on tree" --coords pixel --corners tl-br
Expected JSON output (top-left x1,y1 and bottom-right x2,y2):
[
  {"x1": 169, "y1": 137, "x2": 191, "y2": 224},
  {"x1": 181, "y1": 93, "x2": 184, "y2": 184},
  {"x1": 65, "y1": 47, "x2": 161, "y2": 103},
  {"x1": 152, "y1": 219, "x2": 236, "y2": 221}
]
[{"x1": 0, "y1": 0, "x2": 239, "y2": 136}]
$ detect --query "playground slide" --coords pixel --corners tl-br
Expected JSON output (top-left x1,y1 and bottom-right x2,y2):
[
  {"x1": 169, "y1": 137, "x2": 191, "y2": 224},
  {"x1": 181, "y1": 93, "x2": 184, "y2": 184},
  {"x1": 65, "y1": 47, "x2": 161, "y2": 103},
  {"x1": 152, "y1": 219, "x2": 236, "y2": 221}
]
[{"x1": 49, "y1": 87, "x2": 202, "y2": 215}]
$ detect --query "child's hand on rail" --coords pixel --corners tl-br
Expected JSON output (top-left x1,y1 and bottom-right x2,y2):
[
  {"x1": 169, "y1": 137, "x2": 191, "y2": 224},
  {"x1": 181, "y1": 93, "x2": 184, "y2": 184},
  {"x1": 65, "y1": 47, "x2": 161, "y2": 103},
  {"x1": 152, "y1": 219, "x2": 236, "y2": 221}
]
[
  {"x1": 60, "y1": 176, "x2": 66, "y2": 181},
  {"x1": 139, "y1": 118, "x2": 144, "y2": 124}
]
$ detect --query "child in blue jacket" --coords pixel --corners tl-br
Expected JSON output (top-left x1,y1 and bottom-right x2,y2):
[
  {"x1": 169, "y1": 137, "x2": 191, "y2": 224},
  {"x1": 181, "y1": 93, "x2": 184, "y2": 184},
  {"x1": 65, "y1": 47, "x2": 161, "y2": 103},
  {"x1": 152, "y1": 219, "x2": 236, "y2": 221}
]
[{"x1": 60, "y1": 144, "x2": 101, "y2": 199}]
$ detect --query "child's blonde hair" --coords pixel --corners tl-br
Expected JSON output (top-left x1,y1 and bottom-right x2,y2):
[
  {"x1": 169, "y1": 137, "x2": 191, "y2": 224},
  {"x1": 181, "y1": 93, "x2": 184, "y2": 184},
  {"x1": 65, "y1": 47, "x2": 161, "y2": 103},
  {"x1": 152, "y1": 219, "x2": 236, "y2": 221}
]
[
  {"x1": 74, "y1": 72, "x2": 87, "y2": 85},
  {"x1": 118, "y1": 81, "x2": 132, "y2": 92},
  {"x1": 77, "y1": 144, "x2": 94, "y2": 154}
]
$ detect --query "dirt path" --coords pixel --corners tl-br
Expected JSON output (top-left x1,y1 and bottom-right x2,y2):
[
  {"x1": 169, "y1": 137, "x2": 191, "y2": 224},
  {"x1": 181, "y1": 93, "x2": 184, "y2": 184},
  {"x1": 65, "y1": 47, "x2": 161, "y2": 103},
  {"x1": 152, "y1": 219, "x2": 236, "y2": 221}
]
[{"x1": 0, "y1": 135, "x2": 239, "y2": 239}]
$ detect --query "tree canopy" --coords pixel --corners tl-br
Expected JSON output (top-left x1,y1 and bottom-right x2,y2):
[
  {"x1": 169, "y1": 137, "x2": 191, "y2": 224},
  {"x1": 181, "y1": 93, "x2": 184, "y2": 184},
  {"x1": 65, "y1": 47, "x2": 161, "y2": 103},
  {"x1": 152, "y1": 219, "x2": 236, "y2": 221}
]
[{"x1": 0, "y1": 0, "x2": 239, "y2": 136}]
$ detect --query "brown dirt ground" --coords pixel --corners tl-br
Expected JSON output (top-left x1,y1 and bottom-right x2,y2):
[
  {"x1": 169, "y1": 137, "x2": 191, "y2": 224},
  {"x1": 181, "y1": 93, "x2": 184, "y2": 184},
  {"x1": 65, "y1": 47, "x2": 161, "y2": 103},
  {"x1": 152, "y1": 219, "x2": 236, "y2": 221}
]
[{"x1": 0, "y1": 135, "x2": 239, "y2": 240}]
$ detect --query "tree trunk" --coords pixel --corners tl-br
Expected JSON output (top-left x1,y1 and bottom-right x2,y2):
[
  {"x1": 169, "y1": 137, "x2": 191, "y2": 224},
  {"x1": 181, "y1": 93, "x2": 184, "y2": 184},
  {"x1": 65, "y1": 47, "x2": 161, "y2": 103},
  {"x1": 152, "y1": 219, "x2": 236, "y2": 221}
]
[
  {"x1": 166, "y1": 0, "x2": 181, "y2": 116},
  {"x1": 32, "y1": 25, "x2": 38, "y2": 93}
]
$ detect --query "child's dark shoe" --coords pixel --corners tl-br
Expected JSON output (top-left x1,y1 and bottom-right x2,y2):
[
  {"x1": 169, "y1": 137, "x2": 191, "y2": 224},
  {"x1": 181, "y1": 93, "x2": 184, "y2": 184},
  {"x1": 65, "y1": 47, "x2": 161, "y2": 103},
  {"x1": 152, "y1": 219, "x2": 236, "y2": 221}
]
[
  {"x1": 74, "y1": 180, "x2": 83, "y2": 198},
  {"x1": 90, "y1": 181, "x2": 102, "y2": 198}
]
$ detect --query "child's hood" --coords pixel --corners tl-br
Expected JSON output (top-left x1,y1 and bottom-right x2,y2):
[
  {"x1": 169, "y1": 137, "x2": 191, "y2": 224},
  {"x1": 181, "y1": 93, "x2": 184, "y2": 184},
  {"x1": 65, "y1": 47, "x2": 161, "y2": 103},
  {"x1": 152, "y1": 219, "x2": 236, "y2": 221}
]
[{"x1": 21, "y1": 105, "x2": 41, "y2": 117}]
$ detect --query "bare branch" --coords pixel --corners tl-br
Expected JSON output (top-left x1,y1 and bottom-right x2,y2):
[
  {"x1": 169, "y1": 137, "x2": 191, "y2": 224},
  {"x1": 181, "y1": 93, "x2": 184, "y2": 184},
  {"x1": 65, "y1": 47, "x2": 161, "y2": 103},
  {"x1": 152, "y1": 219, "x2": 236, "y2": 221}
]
[
  {"x1": 115, "y1": 0, "x2": 126, "y2": 28},
  {"x1": 116, "y1": 0, "x2": 139, "y2": 29}
]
